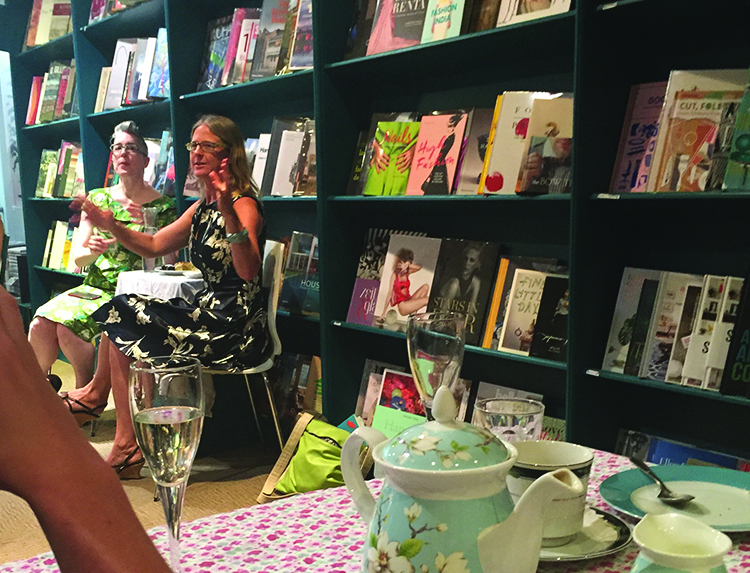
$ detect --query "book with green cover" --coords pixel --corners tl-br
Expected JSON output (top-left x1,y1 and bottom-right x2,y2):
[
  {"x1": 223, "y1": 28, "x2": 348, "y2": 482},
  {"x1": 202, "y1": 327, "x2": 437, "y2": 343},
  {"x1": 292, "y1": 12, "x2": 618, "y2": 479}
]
[{"x1": 362, "y1": 121, "x2": 420, "y2": 196}]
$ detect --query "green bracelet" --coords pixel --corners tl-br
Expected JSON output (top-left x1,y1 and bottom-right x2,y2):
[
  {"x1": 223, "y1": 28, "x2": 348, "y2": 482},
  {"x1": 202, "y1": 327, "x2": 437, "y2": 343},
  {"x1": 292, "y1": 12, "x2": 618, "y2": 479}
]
[{"x1": 226, "y1": 228, "x2": 249, "y2": 243}]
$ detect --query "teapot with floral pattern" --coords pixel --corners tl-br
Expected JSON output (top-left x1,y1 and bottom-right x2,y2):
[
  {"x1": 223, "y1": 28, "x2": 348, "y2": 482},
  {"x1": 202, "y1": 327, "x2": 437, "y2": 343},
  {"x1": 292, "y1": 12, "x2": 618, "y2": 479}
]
[{"x1": 341, "y1": 385, "x2": 584, "y2": 573}]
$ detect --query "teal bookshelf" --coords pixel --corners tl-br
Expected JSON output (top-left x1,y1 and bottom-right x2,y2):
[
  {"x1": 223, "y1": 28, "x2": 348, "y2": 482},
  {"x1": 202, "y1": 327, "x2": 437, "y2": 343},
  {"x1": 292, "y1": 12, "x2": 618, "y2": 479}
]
[{"x1": 7, "y1": 0, "x2": 750, "y2": 459}]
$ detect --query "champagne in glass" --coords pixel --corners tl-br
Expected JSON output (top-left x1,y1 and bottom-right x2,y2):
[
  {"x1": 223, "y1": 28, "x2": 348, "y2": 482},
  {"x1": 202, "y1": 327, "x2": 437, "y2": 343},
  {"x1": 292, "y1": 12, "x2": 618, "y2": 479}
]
[
  {"x1": 130, "y1": 356, "x2": 204, "y2": 573},
  {"x1": 406, "y1": 311, "x2": 466, "y2": 419}
]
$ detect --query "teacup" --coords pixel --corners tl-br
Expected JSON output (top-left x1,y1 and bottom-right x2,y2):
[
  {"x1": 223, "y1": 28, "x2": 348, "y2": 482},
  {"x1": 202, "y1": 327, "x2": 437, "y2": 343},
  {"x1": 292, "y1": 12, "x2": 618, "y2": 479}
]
[{"x1": 506, "y1": 440, "x2": 594, "y2": 546}]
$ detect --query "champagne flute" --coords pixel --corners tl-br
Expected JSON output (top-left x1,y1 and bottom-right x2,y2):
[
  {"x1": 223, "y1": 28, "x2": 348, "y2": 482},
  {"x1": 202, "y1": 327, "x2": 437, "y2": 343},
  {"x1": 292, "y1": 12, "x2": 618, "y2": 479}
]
[
  {"x1": 406, "y1": 311, "x2": 466, "y2": 419},
  {"x1": 129, "y1": 356, "x2": 204, "y2": 573}
]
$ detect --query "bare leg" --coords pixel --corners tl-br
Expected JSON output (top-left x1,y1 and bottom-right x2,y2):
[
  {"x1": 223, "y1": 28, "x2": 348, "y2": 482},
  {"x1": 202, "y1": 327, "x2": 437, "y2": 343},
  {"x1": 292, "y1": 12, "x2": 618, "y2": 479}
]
[
  {"x1": 28, "y1": 317, "x2": 59, "y2": 376},
  {"x1": 397, "y1": 284, "x2": 430, "y2": 315},
  {"x1": 106, "y1": 340, "x2": 140, "y2": 467},
  {"x1": 65, "y1": 337, "x2": 111, "y2": 407},
  {"x1": 57, "y1": 324, "x2": 96, "y2": 389}
]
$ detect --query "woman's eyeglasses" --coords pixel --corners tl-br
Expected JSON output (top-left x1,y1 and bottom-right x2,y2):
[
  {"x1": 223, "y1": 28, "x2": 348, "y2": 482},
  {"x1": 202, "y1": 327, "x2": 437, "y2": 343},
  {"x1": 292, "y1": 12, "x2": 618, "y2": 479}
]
[
  {"x1": 185, "y1": 141, "x2": 226, "y2": 153},
  {"x1": 110, "y1": 143, "x2": 144, "y2": 155}
]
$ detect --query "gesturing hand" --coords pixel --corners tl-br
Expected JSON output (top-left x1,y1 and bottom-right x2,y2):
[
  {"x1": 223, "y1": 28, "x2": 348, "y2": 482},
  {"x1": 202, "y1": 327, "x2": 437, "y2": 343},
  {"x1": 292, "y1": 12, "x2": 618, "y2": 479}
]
[
  {"x1": 84, "y1": 234, "x2": 116, "y2": 255},
  {"x1": 80, "y1": 197, "x2": 118, "y2": 233},
  {"x1": 207, "y1": 158, "x2": 235, "y2": 215}
]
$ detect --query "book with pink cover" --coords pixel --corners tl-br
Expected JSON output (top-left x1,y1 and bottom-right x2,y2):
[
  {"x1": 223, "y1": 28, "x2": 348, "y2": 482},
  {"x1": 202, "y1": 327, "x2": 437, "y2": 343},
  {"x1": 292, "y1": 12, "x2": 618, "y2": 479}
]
[
  {"x1": 405, "y1": 111, "x2": 468, "y2": 195},
  {"x1": 367, "y1": 0, "x2": 428, "y2": 56}
]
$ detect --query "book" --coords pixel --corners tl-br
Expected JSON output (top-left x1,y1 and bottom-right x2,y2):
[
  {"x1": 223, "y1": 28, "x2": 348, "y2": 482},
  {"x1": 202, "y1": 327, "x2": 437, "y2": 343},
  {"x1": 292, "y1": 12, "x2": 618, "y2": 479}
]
[
  {"x1": 252, "y1": 133, "x2": 272, "y2": 189},
  {"x1": 515, "y1": 95, "x2": 574, "y2": 194},
  {"x1": 623, "y1": 278, "x2": 660, "y2": 377},
  {"x1": 362, "y1": 121, "x2": 421, "y2": 196},
  {"x1": 681, "y1": 275, "x2": 726, "y2": 388},
  {"x1": 61, "y1": 60, "x2": 76, "y2": 117},
  {"x1": 25, "y1": 0, "x2": 44, "y2": 48},
  {"x1": 221, "y1": 8, "x2": 251, "y2": 86},
  {"x1": 477, "y1": 95, "x2": 504, "y2": 195},
  {"x1": 52, "y1": 141, "x2": 74, "y2": 197},
  {"x1": 639, "y1": 271, "x2": 703, "y2": 381},
  {"x1": 366, "y1": 0, "x2": 428, "y2": 56},
  {"x1": 420, "y1": 0, "x2": 466, "y2": 44},
  {"x1": 664, "y1": 280, "x2": 703, "y2": 385},
  {"x1": 89, "y1": 0, "x2": 107, "y2": 23},
  {"x1": 703, "y1": 276, "x2": 743, "y2": 390},
  {"x1": 705, "y1": 97, "x2": 742, "y2": 191},
  {"x1": 528, "y1": 275, "x2": 569, "y2": 362},
  {"x1": 288, "y1": 0, "x2": 313, "y2": 70},
  {"x1": 453, "y1": 108, "x2": 493, "y2": 194},
  {"x1": 371, "y1": 368, "x2": 426, "y2": 439},
  {"x1": 344, "y1": 0, "x2": 379, "y2": 60},
  {"x1": 405, "y1": 111, "x2": 468, "y2": 195},
  {"x1": 720, "y1": 268, "x2": 750, "y2": 397},
  {"x1": 251, "y1": 0, "x2": 290, "y2": 79},
  {"x1": 147, "y1": 28, "x2": 170, "y2": 99},
  {"x1": 230, "y1": 11, "x2": 262, "y2": 84},
  {"x1": 374, "y1": 233, "x2": 442, "y2": 332},
  {"x1": 260, "y1": 117, "x2": 308, "y2": 197},
  {"x1": 482, "y1": 257, "x2": 567, "y2": 350},
  {"x1": 646, "y1": 68, "x2": 748, "y2": 193},
  {"x1": 25, "y1": 76, "x2": 44, "y2": 125},
  {"x1": 52, "y1": 64, "x2": 70, "y2": 120},
  {"x1": 35, "y1": 149, "x2": 59, "y2": 197},
  {"x1": 196, "y1": 15, "x2": 233, "y2": 91},
  {"x1": 104, "y1": 38, "x2": 137, "y2": 110},
  {"x1": 275, "y1": 0, "x2": 299, "y2": 74},
  {"x1": 722, "y1": 75, "x2": 750, "y2": 190},
  {"x1": 40, "y1": 1, "x2": 71, "y2": 46},
  {"x1": 483, "y1": 91, "x2": 558, "y2": 194},
  {"x1": 602, "y1": 268, "x2": 663, "y2": 374},
  {"x1": 277, "y1": 232, "x2": 320, "y2": 316},
  {"x1": 124, "y1": 37, "x2": 153, "y2": 104},
  {"x1": 292, "y1": 120, "x2": 316, "y2": 196},
  {"x1": 41, "y1": 226, "x2": 54, "y2": 268},
  {"x1": 270, "y1": 130, "x2": 306, "y2": 197},
  {"x1": 62, "y1": 145, "x2": 82, "y2": 197},
  {"x1": 610, "y1": 81, "x2": 668, "y2": 193},
  {"x1": 47, "y1": 220, "x2": 69, "y2": 270},
  {"x1": 135, "y1": 37, "x2": 157, "y2": 102},
  {"x1": 426, "y1": 238, "x2": 500, "y2": 346},
  {"x1": 496, "y1": 0, "x2": 571, "y2": 27},
  {"x1": 94, "y1": 67, "x2": 112, "y2": 113},
  {"x1": 355, "y1": 358, "x2": 407, "y2": 426},
  {"x1": 464, "y1": 0, "x2": 503, "y2": 33},
  {"x1": 38, "y1": 60, "x2": 67, "y2": 123}
]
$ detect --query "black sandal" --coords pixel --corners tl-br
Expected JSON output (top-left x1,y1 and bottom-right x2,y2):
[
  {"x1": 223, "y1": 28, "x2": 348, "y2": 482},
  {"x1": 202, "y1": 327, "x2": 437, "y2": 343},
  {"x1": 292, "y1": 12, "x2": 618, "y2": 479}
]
[
  {"x1": 47, "y1": 374, "x2": 62, "y2": 392},
  {"x1": 113, "y1": 447, "x2": 145, "y2": 480},
  {"x1": 59, "y1": 392, "x2": 107, "y2": 427}
]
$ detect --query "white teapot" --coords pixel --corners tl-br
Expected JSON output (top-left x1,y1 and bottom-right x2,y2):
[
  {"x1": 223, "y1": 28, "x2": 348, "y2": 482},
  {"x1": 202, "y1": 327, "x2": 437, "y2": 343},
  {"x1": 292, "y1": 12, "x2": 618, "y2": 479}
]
[{"x1": 341, "y1": 385, "x2": 584, "y2": 573}]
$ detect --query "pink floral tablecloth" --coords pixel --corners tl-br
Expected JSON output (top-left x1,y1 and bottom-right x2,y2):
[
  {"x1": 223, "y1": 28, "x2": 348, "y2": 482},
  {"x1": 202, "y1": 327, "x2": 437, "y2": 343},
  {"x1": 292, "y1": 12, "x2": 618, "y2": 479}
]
[{"x1": 2, "y1": 450, "x2": 749, "y2": 572}]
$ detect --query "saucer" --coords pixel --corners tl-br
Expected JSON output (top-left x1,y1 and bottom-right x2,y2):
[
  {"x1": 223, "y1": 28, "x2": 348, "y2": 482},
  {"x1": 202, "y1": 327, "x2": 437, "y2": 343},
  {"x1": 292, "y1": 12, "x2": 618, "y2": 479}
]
[{"x1": 538, "y1": 507, "x2": 632, "y2": 562}]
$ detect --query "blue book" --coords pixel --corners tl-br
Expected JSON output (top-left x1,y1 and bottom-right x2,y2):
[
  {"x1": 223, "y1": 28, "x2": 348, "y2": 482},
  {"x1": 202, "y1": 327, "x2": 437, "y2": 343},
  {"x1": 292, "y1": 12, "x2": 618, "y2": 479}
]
[
  {"x1": 197, "y1": 15, "x2": 233, "y2": 92},
  {"x1": 147, "y1": 28, "x2": 170, "y2": 99}
]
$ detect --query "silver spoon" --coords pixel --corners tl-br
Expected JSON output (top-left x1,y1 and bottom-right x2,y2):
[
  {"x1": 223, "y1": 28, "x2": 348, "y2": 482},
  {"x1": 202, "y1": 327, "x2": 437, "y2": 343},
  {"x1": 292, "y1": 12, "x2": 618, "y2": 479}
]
[{"x1": 629, "y1": 456, "x2": 695, "y2": 507}]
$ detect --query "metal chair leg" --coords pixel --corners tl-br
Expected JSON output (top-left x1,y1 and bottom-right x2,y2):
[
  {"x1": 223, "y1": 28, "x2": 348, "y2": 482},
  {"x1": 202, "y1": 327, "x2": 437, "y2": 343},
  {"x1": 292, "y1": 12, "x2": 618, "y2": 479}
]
[
  {"x1": 262, "y1": 372, "x2": 285, "y2": 450},
  {"x1": 243, "y1": 374, "x2": 264, "y2": 441}
]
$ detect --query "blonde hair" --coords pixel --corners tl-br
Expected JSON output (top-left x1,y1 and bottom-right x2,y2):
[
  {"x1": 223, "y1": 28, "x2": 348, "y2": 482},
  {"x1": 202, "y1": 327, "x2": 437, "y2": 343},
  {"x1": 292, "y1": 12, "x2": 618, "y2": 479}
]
[{"x1": 191, "y1": 115, "x2": 259, "y2": 199}]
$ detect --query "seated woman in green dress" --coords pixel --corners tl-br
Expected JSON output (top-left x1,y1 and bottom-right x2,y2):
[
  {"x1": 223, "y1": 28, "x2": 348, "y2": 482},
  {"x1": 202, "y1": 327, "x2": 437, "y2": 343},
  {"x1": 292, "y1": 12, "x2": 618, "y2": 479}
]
[{"x1": 28, "y1": 121, "x2": 176, "y2": 411}]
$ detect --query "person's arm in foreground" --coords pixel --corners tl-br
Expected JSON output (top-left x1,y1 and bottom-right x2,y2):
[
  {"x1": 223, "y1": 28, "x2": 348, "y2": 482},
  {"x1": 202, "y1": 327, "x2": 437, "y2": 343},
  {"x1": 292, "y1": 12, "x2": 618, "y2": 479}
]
[{"x1": 0, "y1": 287, "x2": 171, "y2": 573}]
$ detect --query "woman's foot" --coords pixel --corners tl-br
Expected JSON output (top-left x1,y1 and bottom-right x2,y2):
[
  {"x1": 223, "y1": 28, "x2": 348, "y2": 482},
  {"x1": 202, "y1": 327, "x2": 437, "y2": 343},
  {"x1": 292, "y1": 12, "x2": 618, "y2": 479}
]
[
  {"x1": 107, "y1": 445, "x2": 145, "y2": 480},
  {"x1": 59, "y1": 392, "x2": 107, "y2": 427}
]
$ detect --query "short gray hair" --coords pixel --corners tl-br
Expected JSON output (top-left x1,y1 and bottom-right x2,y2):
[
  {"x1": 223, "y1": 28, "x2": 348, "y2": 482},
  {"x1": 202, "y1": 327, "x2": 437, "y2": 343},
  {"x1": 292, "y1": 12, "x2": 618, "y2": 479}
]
[{"x1": 111, "y1": 120, "x2": 148, "y2": 155}]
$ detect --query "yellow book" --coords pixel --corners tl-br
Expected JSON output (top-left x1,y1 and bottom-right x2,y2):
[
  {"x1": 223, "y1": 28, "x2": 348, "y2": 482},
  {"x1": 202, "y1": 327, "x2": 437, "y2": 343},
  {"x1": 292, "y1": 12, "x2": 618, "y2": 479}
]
[
  {"x1": 476, "y1": 94, "x2": 503, "y2": 194},
  {"x1": 481, "y1": 257, "x2": 510, "y2": 348}
]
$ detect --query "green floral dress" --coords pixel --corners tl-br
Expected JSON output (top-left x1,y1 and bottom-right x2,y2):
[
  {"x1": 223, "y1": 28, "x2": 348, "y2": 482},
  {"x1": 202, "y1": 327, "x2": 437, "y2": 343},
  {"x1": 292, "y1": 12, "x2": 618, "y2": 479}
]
[{"x1": 34, "y1": 188, "x2": 176, "y2": 343}]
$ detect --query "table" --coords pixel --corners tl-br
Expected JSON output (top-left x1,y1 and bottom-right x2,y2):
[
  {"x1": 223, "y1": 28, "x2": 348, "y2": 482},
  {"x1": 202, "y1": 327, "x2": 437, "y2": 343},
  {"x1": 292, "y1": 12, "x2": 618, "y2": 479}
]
[
  {"x1": 115, "y1": 270, "x2": 205, "y2": 301},
  {"x1": 3, "y1": 451, "x2": 750, "y2": 572}
]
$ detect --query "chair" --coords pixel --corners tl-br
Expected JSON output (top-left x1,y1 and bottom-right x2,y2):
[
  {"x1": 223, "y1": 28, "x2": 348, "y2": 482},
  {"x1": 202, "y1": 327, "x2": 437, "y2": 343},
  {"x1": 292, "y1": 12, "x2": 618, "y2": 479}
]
[
  {"x1": 0, "y1": 215, "x2": 8, "y2": 289},
  {"x1": 204, "y1": 240, "x2": 285, "y2": 451}
]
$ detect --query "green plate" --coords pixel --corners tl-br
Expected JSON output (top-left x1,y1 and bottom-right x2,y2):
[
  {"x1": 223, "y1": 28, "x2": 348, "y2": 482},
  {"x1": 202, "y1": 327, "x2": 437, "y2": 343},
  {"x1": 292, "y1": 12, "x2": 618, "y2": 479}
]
[{"x1": 600, "y1": 465, "x2": 750, "y2": 532}]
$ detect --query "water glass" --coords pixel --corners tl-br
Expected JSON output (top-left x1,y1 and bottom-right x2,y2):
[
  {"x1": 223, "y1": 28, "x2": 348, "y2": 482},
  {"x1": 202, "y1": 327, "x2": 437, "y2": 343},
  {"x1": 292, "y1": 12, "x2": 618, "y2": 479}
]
[
  {"x1": 141, "y1": 206, "x2": 163, "y2": 270},
  {"x1": 473, "y1": 397, "x2": 545, "y2": 442}
]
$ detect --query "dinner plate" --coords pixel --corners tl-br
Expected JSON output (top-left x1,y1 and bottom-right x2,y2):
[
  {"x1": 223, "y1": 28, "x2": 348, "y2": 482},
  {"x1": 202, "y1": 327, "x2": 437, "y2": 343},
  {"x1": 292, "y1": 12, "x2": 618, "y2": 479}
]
[
  {"x1": 539, "y1": 507, "x2": 632, "y2": 562},
  {"x1": 156, "y1": 270, "x2": 185, "y2": 276},
  {"x1": 599, "y1": 465, "x2": 750, "y2": 531}
]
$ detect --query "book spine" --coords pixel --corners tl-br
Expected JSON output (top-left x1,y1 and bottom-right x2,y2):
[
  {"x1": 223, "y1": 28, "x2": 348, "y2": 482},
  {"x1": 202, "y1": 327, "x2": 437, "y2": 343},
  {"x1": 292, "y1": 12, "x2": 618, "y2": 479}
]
[
  {"x1": 623, "y1": 278, "x2": 660, "y2": 377},
  {"x1": 704, "y1": 276, "x2": 744, "y2": 391},
  {"x1": 481, "y1": 257, "x2": 509, "y2": 348},
  {"x1": 221, "y1": 8, "x2": 247, "y2": 86},
  {"x1": 25, "y1": 77, "x2": 43, "y2": 125},
  {"x1": 25, "y1": 0, "x2": 44, "y2": 48},
  {"x1": 477, "y1": 94, "x2": 503, "y2": 195},
  {"x1": 94, "y1": 67, "x2": 112, "y2": 113},
  {"x1": 53, "y1": 65, "x2": 70, "y2": 120}
]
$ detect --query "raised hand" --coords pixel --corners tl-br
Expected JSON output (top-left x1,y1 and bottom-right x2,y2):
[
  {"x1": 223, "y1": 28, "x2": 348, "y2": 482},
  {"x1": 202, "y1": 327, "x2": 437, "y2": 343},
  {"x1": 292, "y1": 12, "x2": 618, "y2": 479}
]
[
  {"x1": 81, "y1": 197, "x2": 117, "y2": 233},
  {"x1": 84, "y1": 234, "x2": 117, "y2": 255},
  {"x1": 207, "y1": 158, "x2": 235, "y2": 215}
]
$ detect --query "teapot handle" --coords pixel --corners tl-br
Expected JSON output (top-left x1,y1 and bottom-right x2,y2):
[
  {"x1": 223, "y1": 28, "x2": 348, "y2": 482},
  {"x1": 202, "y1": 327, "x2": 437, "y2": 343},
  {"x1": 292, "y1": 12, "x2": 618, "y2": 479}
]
[{"x1": 341, "y1": 426, "x2": 387, "y2": 523}]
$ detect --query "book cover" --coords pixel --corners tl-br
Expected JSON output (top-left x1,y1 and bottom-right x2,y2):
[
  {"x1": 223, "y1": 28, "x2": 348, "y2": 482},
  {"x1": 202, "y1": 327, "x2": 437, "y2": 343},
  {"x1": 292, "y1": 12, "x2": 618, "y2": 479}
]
[
  {"x1": 47, "y1": 220, "x2": 69, "y2": 270},
  {"x1": 679, "y1": 276, "x2": 725, "y2": 387},
  {"x1": 374, "y1": 233, "x2": 442, "y2": 332},
  {"x1": 344, "y1": 0, "x2": 379, "y2": 60},
  {"x1": 278, "y1": 232, "x2": 319, "y2": 315},
  {"x1": 270, "y1": 130, "x2": 305, "y2": 197},
  {"x1": 147, "y1": 28, "x2": 170, "y2": 99},
  {"x1": 275, "y1": 0, "x2": 299, "y2": 73},
  {"x1": 355, "y1": 358, "x2": 406, "y2": 426},
  {"x1": 251, "y1": 0, "x2": 289, "y2": 79},
  {"x1": 426, "y1": 238, "x2": 500, "y2": 346},
  {"x1": 515, "y1": 96, "x2": 574, "y2": 194},
  {"x1": 124, "y1": 37, "x2": 150, "y2": 104},
  {"x1": 705, "y1": 97, "x2": 741, "y2": 191},
  {"x1": 135, "y1": 37, "x2": 157, "y2": 102},
  {"x1": 253, "y1": 133, "x2": 272, "y2": 189},
  {"x1": 196, "y1": 15, "x2": 233, "y2": 92},
  {"x1": 89, "y1": 0, "x2": 107, "y2": 23},
  {"x1": 289, "y1": 0, "x2": 313, "y2": 70},
  {"x1": 406, "y1": 111, "x2": 468, "y2": 195},
  {"x1": 62, "y1": 145, "x2": 82, "y2": 197},
  {"x1": 25, "y1": 0, "x2": 43, "y2": 48},
  {"x1": 104, "y1": 38, "x2": 137, "y2": 110},
  {"x1": 292, "y1": 120, "x2": 316, "y2": 196},
  {"x1": 61, "y1": 60, "x2": 76, "y2": 117},
  {"x1": 496, "y1": 0, "x2": 571, "y2": 27},
  {"x1": 704, "y1": 276, "x2": 743, "y2": 390},
  {"x1": 47, "y1": 1, "x2": 71, "y2": 43},
  {"x1": 454, "y1": 108, "x2": 493, "y2": 194},
  {"x1": 652, "y1": 89, "x2": 743, "y2": 193},
  {"x1": 260, "y1": 117, "x2": 308, "y2": 196},
  {"x1": 366, "y1": 0, "x2": 428, "y2": 56},
  {"x1": 371, "y1": 369, "x2": 426, "y2": 438},
  {"x1": 528, "y1": 275, "x2": 569, "y2": 362},
  {"x1": 362, "y1": 121, "x2": 421, "y2": 196},
  {"x1": 646, "y1": 68, "x2": 748, "y2": 192},
  {"x1": 723, "y1": 76, "x2": 750, "y2": 190},
  {"x1": 720, "y1": 269, "x2": 750, "y2": 397},
  {"x1": 94, "y1": 67, "x2": 112, "y2": 113},
  {"x1": 498, "y1": 268, "x2": 551, "y2": 356},
  {"x1": 420, "y1": 0, "x2": 466, "y2": 44},
  {"x1": 623, "y1": 278, "x2": 661, "y2": 377},
  {"x1": 483, "y1": 91, "x2": 557, "y2": 194},
  {"x1": 664, "y1": 282, "x2": 703, "y2": 384},
  {"x1": 609, "y1": 81, "x2": 667, "y2": 193},
  {"x1": 31, "y1": 0, "x2": 57, "y2": 47},
  {"x1": 231, "y1": 11, "x2": 261, "y2": 84},
  {"x1": 35, "y1": 149, "x2": 59, "y2": 197},
  {"x1": 38, "y1": 60, "x2": 67, "y2": 123},
  {"x1": 52, "y1": 141, "x2": 74, "y2": 198},
  {"x1": 477, "y1": 95, "x2": 503, "y2": 194},
  {"x1": 221, "y1": 8, "x2": 250, "y2": 86},
  {"x1": 639, "y1": 271, "x2": 703, "y2": 381},
  {"x1": 602, "y1": 267, "x2": 663, "y2": 374},
  {"x1": 465, "y1": 0, "x2": 502, "y2": 33},
  {"x1": 52, "y1": 64, "x2": 70, "y2": 120},
  {"x1": 25, "y1": 76, "x2": 43, "y2": 125}
]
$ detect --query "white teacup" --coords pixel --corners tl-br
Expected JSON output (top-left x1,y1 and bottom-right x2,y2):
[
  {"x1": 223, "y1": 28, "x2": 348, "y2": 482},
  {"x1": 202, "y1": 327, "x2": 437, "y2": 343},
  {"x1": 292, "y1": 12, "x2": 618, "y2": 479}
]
[{"x1": 506, "y1": 440, "x2": 594, "y2": 547}]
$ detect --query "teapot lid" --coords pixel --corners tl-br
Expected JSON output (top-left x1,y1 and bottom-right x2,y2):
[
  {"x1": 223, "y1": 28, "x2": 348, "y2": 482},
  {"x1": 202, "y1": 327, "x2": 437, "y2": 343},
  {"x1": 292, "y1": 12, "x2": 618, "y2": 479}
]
[{"x1": 379, "y1": 386, "x2": 509, "y2": 471}]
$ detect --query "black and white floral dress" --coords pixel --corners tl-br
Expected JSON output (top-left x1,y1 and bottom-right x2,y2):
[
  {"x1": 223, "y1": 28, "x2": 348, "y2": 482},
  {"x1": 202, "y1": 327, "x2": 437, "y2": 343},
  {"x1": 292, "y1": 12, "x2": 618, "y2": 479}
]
[{"x1": 92, "y1": 197, "x2": 269, "y2": 371}]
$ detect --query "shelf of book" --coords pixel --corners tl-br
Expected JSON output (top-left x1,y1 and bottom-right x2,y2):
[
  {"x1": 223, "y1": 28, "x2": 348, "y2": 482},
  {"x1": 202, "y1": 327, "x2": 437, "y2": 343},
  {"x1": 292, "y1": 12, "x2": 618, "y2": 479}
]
[{"x1": 87, "y1": 99, "x2": 171, "y2": 124}]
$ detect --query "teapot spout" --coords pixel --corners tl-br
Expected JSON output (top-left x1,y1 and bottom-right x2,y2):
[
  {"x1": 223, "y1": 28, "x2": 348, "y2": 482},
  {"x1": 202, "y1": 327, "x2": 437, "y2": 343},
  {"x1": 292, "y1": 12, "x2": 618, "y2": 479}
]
[{"x1": 477, "y1": 468, "x2": 584, "y2": 573}]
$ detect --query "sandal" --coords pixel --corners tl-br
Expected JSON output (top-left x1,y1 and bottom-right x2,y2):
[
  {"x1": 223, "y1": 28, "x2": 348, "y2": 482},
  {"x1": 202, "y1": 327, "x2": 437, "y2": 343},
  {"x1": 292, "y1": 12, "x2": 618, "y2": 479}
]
[
  {"x1": 113, "y1": 447, "x2": 145, "y2": 480},
  {"x1": 59, "y1": 392, "x2": 107, "y2": 427},
  {"x1": 47, "y1": 374, "x2": 62, "y2": 392}
]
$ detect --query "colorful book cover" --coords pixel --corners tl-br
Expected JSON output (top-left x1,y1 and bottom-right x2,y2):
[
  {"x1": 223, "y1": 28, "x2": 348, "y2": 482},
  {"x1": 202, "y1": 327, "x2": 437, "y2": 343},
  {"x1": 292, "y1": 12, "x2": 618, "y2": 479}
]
[
  {"x1": 89, "y1": 0, "x2": 106, "y2": 23},
  {"x1": 484, "y1": 91, "x2": 557, "y2": 194},
  {"x1": 720, "y1": 269, "x2": 750, "y2": 397},
  {"x1": 147, "y1": 28, "x2": 170, "y2": 99},
  {"x1": 278, "y1": 232, "x2": 319, "y2": 315},
  {"x1": 529, "y1": 275, "x2": 569, "y2": 362},
  {"x1": 420, "y1": 0, "x2": 465, "y2": 44},
  {"x1": 38, "y1": 60, "x2": 66, "y2": 123},
  {"x1": 289, "y1": 0, "x2": 313, "y2": 70},
  {"x1": 477, "y1": 95, "x2": 503, "y2": 194},
  {"x1": 371, "y1": 369, "x2": 426, "y2": 439},
  {"x1": 35, "y1": 149, "x2": 59, "y2": 197},
  {"x1": 196, "y1": 15, "x2": 233, "y2": 92},
  {"x1": 355, "y1": 358, "x2": 406, "y2": 426},
  {"x1": 623, "y1": 278, "x2": 660, "y2": 377},
  {"x1": 610, "y1": 82, "x2": 667, "y2": 193},
  {"x1": 52, "y1": 64, "x2": 70, "y2": 120},
  {"x1": 426, "y1": 238, "x2": 500, "y2": 346},
  {"x1": 454, "y1": 108, "x2": 492, "y2": 194},
  {"x1": 251, "y1": 0, "x2": 290, "y2": 79},
  {"x1": 602, "y1": 267, "x2": 663, "y2": 374},
  {"x1": 366, "y1": 0, "x2": 428, "y2": 56},
  {"x1": 221, "y1": 8, "x2": 250, "y2": 86},
  {"x1": 515, "y1": 96, "x2": 574, "y2": 194},
  {"x1": 362, "y1": 121, "x2": 421, "y2": 196},
  {"x1": 498, "y1": 268, "x2": 551, "y2": 356},
  {"x1": 704, "y1": 276, "x2": 743, "y2": 390},
  {"x1": 664, "y1": 282, "x2": 702, "y2": 385},
  {"x1": 406, "y1": 111, "x2": 468, "y2": 195},
  {"x1": 231, "y1": 11, "x2": 261, "y2": 84},
  {"x1": 25, "y1": 76, "x2": 43, "y2": 125},
  {"x1": 374, "y1": 233, "x2": 442, "y2": 332},
  {"x1": 723, "y1": 78, "x2": 750, "y2": 190}
]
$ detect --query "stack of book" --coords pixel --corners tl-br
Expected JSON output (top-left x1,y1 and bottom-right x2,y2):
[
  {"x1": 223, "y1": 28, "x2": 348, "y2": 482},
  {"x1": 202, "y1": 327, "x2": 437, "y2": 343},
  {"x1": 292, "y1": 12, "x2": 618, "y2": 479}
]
[
  {"x1": 277, "y1": 231, "x2": 320, "y2": 317},
  {"x1": 24, "y1": 0, "x2": 72, "y2": 49},
  {"x1": 253, "y1": 117, "x2": 316, "y2": 197},
  {"x1": 196, "y1": 0, "x2": 313, "y2": 93},
  {"x1": 347, "y1": 92, "x2": 574, "y2": 197},
  {"x1": 41, "y1": 218, "x2": 81, "y2": 273},
  {"x1": 34, "y1": 140, "x2": 84, "y2": 199},
  {"x1": 25, "y1": 60, "x2": 77, "y2": 125},
  {"x1": 345, "y1": 227, "x2": 569, "y2": 359}
]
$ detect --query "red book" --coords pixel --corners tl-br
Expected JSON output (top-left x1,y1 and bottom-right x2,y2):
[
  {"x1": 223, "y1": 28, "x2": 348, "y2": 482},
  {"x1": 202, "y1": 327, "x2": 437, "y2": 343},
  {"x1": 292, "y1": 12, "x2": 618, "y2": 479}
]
[
  {"x1": 25, "y1": 76, "x2": 44, "y2": 125},
  {"x1": 221, "y1": 8, "x2": 248, "y2": 86},
  {"x1": 53, "y1": 65, "x2": 70, "y2": 119}
]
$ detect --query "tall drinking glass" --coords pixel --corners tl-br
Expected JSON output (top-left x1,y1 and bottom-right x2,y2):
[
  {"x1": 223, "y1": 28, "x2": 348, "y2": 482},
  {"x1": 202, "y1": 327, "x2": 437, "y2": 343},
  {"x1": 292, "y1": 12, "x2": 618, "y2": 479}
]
[
  {"x1": 141, "y1": 205, "x2": 163, "y2": 270},
  {"x1": 129, "y1": 356, "x2": 204, "y2": 573},
  {"x1": 406, "y1": 311, "x2": 466, "y2": 419}
]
